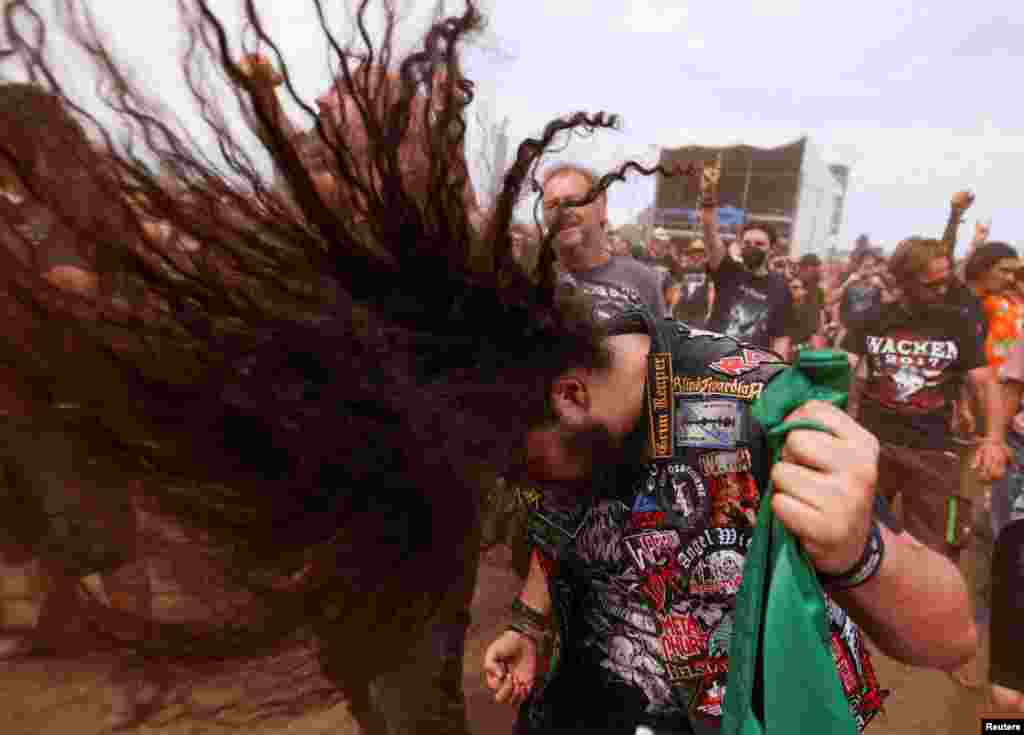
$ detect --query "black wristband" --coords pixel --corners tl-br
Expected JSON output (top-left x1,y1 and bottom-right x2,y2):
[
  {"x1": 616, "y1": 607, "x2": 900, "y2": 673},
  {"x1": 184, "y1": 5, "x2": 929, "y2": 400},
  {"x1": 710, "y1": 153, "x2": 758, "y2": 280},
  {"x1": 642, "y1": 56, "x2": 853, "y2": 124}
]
[
  {"x1": 510, "y1": 598, "x2": 552, "y2": 631},
  {"x1": 818, "y1": 519, "x2": 885, "y2": 591}
]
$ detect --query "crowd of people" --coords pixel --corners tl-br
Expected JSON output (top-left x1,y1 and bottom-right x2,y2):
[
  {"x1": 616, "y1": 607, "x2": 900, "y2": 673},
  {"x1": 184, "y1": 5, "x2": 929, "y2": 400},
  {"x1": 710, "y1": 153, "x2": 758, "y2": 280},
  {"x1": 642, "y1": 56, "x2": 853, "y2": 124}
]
[
  {"x1": 0, "y1": 2, "x2": 1020, "y2": 735},
  {"x1": 484, "y1": 171, "x2": 1024, "y2": 727}
]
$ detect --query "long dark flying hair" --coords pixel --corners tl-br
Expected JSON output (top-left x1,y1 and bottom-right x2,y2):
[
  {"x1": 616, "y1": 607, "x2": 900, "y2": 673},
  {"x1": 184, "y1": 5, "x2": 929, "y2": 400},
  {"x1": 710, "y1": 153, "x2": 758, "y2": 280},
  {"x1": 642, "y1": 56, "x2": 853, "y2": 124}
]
[{"x1": 0, "y1": 0, "x2": 683, "y2": 727}]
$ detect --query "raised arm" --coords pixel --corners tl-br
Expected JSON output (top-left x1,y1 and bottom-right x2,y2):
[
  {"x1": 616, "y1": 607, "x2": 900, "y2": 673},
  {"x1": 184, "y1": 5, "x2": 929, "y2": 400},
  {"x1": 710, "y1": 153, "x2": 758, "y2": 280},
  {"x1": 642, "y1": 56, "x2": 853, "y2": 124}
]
[
  {"x1": 238, "y1": 54, "x2": 303, "y2": 144},
  {"x1": 941, "y1": 189, "x2": 974, "y2": 263},
  {"x1": 699, "y1": 156, "x2": 726, "y2": 271}
]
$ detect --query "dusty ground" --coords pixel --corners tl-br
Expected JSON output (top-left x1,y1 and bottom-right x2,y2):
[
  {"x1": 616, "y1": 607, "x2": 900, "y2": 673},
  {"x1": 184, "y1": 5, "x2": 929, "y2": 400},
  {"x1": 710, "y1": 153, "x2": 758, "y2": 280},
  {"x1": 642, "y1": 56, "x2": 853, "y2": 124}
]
[{"x1": 0, "y1": 546, "x2": 1009, "y2": 735}]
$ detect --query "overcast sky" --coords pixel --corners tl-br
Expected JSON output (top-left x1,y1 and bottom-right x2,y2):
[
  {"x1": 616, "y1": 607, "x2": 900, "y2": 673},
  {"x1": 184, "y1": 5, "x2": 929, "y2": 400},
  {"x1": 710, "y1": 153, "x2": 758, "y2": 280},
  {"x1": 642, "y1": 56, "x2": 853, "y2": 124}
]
[{"x1": 29, "y1": 0, "x2": 1024, "y2": 256}]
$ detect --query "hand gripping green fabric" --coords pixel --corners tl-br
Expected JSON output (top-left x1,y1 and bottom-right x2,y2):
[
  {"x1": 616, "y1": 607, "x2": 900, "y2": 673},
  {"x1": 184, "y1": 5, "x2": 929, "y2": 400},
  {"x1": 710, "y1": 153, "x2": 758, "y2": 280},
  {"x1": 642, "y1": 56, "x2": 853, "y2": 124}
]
[{"x1": 718, "y1": 350, "x2": 858, "y2": 735}]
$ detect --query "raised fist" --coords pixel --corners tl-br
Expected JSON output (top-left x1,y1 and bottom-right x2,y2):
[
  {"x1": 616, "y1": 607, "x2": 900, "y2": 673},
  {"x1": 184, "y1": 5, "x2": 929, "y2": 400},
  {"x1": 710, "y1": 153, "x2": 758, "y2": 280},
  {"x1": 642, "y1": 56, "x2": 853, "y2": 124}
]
[
  {"x1": 238, "y1": 53, "x2": 283, "y2": 88},
  {"x1": 698, "y1": 154, "x2": 722, "y2": 209},
  {"x1": 951, "y1": 190, "x2": 975, "y2": 213},
  {"x1": 975, "y1": 220, "x2": 990, "y2": 243},
  {"x1": 701, "y1": 155, "x2": 722, "y2": 193}
]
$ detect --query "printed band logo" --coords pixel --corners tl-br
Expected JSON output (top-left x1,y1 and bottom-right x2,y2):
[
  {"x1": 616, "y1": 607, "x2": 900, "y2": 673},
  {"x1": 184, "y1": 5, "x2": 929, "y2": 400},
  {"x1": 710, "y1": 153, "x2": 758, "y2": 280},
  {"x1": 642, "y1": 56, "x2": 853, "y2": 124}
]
[
  {"x1": 677, "y1": 399, "x2": 742, "y2": 449},
  {"x1": 665, "y1": 657, "x2": 729, "y2": 684},
  {"x1": 648, "y1": 352, "x2": 675, "y2": 459},
  {"x1": 674, "y1": 375, "x2": 764, "y2": 402},
  {"x1": 709, "y1": 348, "x2": 783, "y2": 377},
  {"x1": 657, "y1": 464, "x2": 711, "y2": 534},
  {"x1": 698, "y1": 448, "x2": 753, "y2": 477},
  {"x1": 660, "y1": 614, "x2": 707, "y2": 665},
  {"x1": 622, "y1": 529, "x2": 681, "y2": 573}
]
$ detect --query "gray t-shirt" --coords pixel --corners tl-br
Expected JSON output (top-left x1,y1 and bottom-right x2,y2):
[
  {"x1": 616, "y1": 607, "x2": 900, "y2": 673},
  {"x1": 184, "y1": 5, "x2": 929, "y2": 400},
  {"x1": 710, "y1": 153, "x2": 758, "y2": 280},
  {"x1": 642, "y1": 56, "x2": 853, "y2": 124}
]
[{"x1": 560, "y1": 256, "x2": 667, "y2": 322}]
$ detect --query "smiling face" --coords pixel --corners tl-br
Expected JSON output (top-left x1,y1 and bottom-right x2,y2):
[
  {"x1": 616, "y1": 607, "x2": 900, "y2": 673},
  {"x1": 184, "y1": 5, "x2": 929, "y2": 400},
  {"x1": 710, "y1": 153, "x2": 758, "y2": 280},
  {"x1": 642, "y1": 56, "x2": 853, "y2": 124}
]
[{"x1": 542, "y1": 169, "x2": 608, "y2": 271}]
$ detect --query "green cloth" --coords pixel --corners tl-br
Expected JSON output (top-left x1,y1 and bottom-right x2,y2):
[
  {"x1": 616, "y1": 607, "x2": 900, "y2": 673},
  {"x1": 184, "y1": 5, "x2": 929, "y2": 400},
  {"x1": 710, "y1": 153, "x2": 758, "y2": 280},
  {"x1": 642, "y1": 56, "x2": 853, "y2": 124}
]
[{"x1": 720, "y1": 350, "x2": 858, "y2": 735}]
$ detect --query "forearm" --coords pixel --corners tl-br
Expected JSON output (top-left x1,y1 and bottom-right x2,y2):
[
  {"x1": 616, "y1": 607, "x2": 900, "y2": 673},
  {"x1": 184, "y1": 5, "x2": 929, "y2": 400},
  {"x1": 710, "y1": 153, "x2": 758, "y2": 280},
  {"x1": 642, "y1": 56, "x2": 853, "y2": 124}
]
[
  {"x1": 248, "y1": 86, "x2": 301, "y2": 144},
  {"x1": 833, "y1": 525, "x2": 976, "y2": 670},
  {"x1": 846, "y1": 357, "x2": 865, "y2": 419},
  {"x1": 701, "y1": 207, "x2": 726, "y2": 270},
  {"x1": 1004, "y1": 382, "x2": 1024, "y2": 434},
  {"x1": 826, "y1": 278, "x2": 853, "y2": 309},
  {"x1": 977, "y1": 368, "x2": 1009, "y2": 442},
  {"x1": 941, "y1": 207, "x2": 962, "y2": 262}
]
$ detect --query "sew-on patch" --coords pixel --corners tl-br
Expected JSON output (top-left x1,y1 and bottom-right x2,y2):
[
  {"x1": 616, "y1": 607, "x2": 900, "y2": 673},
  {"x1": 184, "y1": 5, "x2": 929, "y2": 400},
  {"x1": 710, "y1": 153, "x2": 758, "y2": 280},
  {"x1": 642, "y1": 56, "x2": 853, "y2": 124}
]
[
  {"x1": 648, "y1": 352, "x2": 675, "y2": 460},
  {"x1": 676, "y1": 398, "x2": 742, "y2": 449},
  {"x1": 698, "y1": 448, "x2": 753, "y2": 477},
  {"x1": 622, "y1": 528, "x2": 682, "y2": 573},
  {"x1": 658, "y1": 463, "x2": 711, "y2": 534},
  {"x1": 709, "y1": 348, "x2": 784, "y2": 378},
  {"x1": 673, "y1": 374, "x2": 765, "y2": 403}
]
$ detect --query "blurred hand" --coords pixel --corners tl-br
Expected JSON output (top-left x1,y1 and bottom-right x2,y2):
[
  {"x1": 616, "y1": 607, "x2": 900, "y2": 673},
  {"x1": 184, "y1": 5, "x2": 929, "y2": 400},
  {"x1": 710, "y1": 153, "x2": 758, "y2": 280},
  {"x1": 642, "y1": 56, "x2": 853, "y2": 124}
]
[
  {"x1": 951, "y1": 399, "x2": 977, "y2": 438},
  {"x1": 951, "y1": 190, "x2": 975, "y2": 213},
  {"x1": 698, "y1": 154, "x2": 722, "y2": 208},
  {"x1": 972, "y1": 440, "x2": 1012, "y2": 483},
  {"x1": 238, "y1": 53, "x2": 283, "y2": 89},
  {"x1": 975, "y1": 220, "x2": 990, "y2": 243},
  {"x1": 991, "y1": 684, "x2": 1024, "y2": 714},
  {"x1": 484, "y1": 630, "x2": 538, "y2": 707}
]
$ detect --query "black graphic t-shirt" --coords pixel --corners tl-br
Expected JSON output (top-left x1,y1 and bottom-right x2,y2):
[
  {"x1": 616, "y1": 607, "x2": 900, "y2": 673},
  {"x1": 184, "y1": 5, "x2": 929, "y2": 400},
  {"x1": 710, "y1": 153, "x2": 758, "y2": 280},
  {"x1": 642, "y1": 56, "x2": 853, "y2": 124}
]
[
  {"x1": 673, "y1": 268, "x2": 711, "y2": 327},
  {"x1": 842, "y1": 302, "x2": 985, "y2": 449},
  {"x1": 840, "y1": 283, "x2": 882, "y2": 330},
  {"x1": 707, "y1": 257, "x2": 795, "y2": 349},
  {"x1": 559, "y1": 257, "x2": 667, "y2": 323},
  {"x1": 517, "y1": 319, "x2": 888, "y2": 734}
]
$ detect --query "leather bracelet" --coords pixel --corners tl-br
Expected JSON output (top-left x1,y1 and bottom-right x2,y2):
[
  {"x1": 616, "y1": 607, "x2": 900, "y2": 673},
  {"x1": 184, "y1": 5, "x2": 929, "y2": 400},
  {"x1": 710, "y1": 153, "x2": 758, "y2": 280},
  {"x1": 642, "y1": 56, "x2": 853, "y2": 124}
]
[
  {"x1": 818, "y1": 519, "x2": 884, "y2": 591},
  {"x1": 507, "y1": 621, "x2": 550, "y2": 644},
  {"x1": 510, "y1": 598, "x2": 552, "y2": 631},
  {"x1": 506, "y1": 622, "x2": 552, "y2": 662}
]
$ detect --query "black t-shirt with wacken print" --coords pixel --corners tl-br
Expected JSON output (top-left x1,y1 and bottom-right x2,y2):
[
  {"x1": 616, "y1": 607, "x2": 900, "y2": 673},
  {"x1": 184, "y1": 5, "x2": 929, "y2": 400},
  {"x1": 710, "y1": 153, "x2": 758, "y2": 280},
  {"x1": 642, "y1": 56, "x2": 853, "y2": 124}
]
[
  {"x1": 515, "y1": 317, "x2": 889, "y2": 735},
  {"x1": 842, "y1": 301, "x2": 986, "y2": 450}
]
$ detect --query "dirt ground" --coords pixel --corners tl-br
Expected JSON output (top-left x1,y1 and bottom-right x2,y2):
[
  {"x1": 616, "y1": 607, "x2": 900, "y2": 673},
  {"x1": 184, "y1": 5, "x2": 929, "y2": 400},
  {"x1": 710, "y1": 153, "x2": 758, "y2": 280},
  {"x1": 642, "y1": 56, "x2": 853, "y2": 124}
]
[{"x1": 0, "y1": 546, "x2": 1008, "y2": 735}]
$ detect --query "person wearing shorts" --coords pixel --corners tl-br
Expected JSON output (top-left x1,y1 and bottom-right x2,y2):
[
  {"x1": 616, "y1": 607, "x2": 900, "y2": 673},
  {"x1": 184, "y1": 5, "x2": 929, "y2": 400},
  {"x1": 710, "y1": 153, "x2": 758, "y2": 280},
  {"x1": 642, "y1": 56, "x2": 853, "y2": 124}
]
[{"x1": 843, "y1": 237, "x2": 1010, "y2": 563}]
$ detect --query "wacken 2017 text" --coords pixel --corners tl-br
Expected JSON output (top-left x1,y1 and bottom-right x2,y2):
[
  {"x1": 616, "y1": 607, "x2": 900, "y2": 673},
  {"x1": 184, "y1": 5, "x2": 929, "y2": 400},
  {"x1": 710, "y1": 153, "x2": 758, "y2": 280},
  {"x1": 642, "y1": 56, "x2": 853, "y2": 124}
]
[{"x1": 673, "y1": 375, "x2": 764, "y2": 402}]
